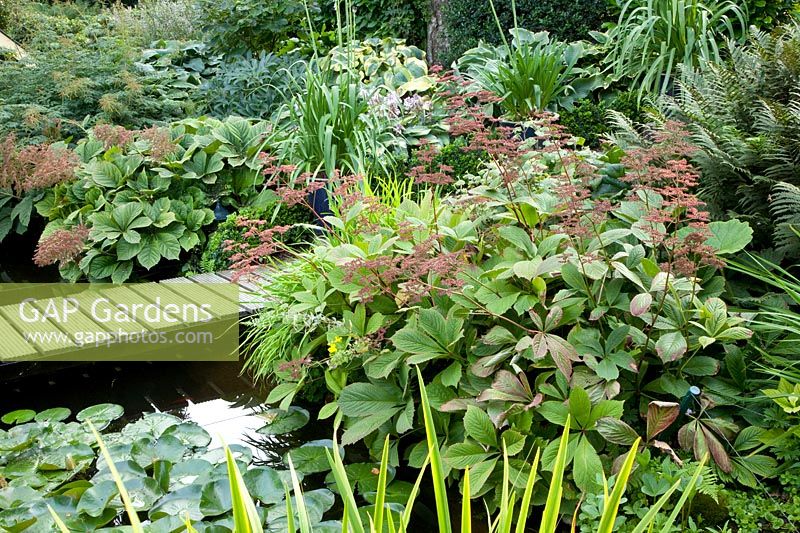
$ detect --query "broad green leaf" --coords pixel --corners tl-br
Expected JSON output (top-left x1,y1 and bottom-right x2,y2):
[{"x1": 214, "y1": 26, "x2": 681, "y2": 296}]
[{"x1": 464, "y1": 406, "x2": 497, "y2": 448}]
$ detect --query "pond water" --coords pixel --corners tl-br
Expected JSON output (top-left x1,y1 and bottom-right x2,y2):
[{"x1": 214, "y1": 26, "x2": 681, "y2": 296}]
[{"x1": 1, "y1": 360, "x2": 330, "y2": 466}]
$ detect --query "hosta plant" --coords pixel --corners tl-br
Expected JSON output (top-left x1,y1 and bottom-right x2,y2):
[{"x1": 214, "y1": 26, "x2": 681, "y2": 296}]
[{"x1": 458, "y1": 28, "x2": 602, "y2": 118}]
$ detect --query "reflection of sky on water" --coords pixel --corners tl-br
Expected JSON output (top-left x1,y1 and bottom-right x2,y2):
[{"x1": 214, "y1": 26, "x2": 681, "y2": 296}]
[{"x1": 2, "y1": 360, "x2": 324, "y2": 467}]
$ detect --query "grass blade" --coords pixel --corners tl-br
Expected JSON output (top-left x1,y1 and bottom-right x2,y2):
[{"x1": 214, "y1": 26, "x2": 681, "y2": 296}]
[
  {"x1": 88, "y1": 420, "x2": 144, "y2": 532},
  {"x1": 374, "y1": 435, "x2": 391, "y2": 533},
  {"x1": 288, "y1": 454, "x2": 312, "y2": 533},
  {"x1": 596, "y1": 438, "x2": 641, "y2": 533},
  {"x1": 514, "y1": 448, "x2": 540, "y2": 533},
  {"x1": 226, "y1": 444, "x2": 264, "y2": 533},
  {"x1": 326, "y1": 435, "x2": 366, "y2": 533},
  {"x1": 657, "y1": 454, "x2": 708, "y2": 533},
  {"x1": 461, "y1": 468, "x2": 471, "y2": 533},
  {"x1": 416, "y1": 365, "x2": 452, "y2": 533},
  {"x1": 539, "y1": 417, "x2": 571, "y2": 533},
  {"x1": 47, "y1": 504, "x2": 70, "y2": 532}
]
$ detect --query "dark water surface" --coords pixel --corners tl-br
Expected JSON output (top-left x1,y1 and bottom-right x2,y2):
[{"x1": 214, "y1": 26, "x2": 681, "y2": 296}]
[{"x1": 2, "y1": 360, "x2": 329, "y2": 466}]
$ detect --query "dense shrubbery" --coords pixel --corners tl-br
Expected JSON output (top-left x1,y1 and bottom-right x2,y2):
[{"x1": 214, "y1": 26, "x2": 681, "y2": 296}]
[
  {"x1": 558, "y1": 92, "x2": 645, "y2": 147},
  {"x1": 441, "y1": 0, "x2": 612, "y2": 66}
]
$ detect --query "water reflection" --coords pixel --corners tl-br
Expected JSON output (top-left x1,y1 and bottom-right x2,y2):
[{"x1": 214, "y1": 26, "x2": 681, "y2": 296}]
[{"x1": 1, "y1": 360, "x2": 326, "y2": 462}]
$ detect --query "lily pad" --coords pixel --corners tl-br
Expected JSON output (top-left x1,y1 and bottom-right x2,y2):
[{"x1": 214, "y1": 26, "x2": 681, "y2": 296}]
[
  {"x1": 34, "y1": 408, "x2": 71, "y2": 423},
  {"x1": 76, "y1": 404, "x2": 124, "y2": 429},
  {"x1": 243, "y1": 467, "x2": 284, "y2": 504},
  {"x1": 162, "y1": 422, "x2": 211, "y2": 448},
  {"x1": 256, "y1": 407, "x2": 310, "y2": 436},
  {"x1": 284, "y1": 440, "x2": 338, "y2": 474},
  {"x1": 1, "y1": 410, "x2": 36, "y2": 425}
]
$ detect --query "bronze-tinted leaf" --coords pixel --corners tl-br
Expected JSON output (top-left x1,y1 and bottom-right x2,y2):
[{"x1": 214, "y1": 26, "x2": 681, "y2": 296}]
[
  {"x1": 646, "y1": 401, "x2": 680, "y2": 441},
  {"x1": 702, "y1": 426, "x2": 732, "y2": 473}
]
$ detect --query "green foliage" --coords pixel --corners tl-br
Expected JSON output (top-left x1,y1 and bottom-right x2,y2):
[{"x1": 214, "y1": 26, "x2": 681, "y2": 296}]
[
  {"x1": 326, "y1": 37, "x2": 434, "y2": 92},
  {"x1": 441, "y1": 0, "x2": 612, "y2": 67},
  {"x1": 670, "y1": 22, "x2": 800, "y2": 259},
  {"x1": 202, "y1": 52, "x2": 306, "y2": 119},
  {"x1": 242, "y1": 120, "x2": 763, "y2": 504},
  {"x1": 199, "y1": 0, "x2": 317, "y2": 55},
  {"x1": 274, "y1": 64, "x2": 402, "y2": 179},
  {"x1": 598, "y1": 0, "x2": 747, "y2": 98},
  {"x1": 201, "y1": 204, "x2": 314, "y2": 273},
  {"x1": 723, "y1": 471, "x2": 800, "y2": 532},
  {"x1": 37, "y1": 117, "x2": 272, "y2": 282},
  {"x1": 740, "y1": 0, "x2": 798, "y2": 29},
  {"x1": 314, "y1": 0, "x2": 428, "y2": 47},
  {"x1": 0, "y1": 7, "x2": 195, "y2": 144},
  {"x1": 458, "y1": 29, "x2": 602, "y2": 117},
  {"x1": 108, "y1": 0, "x2": 204, "y2": 46},
  {"x1": 558, "y1": 92, "x2": 646, "y2": 147},
  {"x1": 0, "y1": 404, "x2": 331, "y2": 531}
]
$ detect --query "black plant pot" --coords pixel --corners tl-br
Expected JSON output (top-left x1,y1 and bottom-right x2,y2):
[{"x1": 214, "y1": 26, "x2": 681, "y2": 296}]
[
  {"x1": 308, "y1": 177, "x2": 332, "y2": 231},
  {"x1": 498, "y1": 120, "x2": 543, "y2": 147}
]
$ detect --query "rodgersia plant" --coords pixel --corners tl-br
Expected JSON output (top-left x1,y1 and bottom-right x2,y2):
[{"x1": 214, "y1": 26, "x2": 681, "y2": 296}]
[{"x1": 237, "y1": 88, "x2": 767, "y2": 515}]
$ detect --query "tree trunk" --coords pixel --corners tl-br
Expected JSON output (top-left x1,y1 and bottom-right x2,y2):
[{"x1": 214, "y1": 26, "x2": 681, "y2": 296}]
[{"x1": 427, "y1": 0, "x2": 449, "y2": 67}]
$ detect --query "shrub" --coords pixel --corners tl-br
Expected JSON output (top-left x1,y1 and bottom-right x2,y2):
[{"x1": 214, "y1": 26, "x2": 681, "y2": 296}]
[
  {"x1": 558, "y1": 91, "x2": 646, "y2": 147},
  {"x1": 200, "y1": 204, "x2": 314, "y2": 273},
  {"x1": 108, "y1": 0, "x2": 204, "y2": 45},
  {"x1": 235, "y1": 96, "x2": 769, "y2": 503},
  {"x1": 314, "y1": 0, "x2": 428, "y2": 45},
  {"x1": 741, "y1": 0, "x2": 798, "y2": 29},
  {"x1": 441, "y1": 0, "x2": 612, "y2": 67},
  {"x1": 0, "y1": 14, "x2": 195, "y2": 144},
  {"x1": 668, "y1": 22, "x2": 800, "y2": 259},
  {"x1": 199, "y1": 0, "x2": 316, "y2": 55}
]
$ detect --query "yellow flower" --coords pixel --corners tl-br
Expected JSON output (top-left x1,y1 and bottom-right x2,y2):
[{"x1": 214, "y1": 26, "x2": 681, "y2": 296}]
[{"x1": 328, "y1": 336, "x2": 343, "y2": 354}]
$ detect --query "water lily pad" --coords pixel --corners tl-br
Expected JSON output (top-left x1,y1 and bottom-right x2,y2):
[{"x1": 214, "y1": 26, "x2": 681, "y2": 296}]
[
  {"x1": 243, "y1": 467, "x2": 284, "y2": 504},
  {"x1": 162, "y1": 422, "x2": 211, "y2": 448},
  {"x1": 75, "y1": 404, "x2": 124, "y2": 429},
  {"x1": 38, "y1": 443, "x2": 94, "y2": 471},
  {"x1": 121, "y1": 413, "x2": 181, "y2": 440},
  {"x1": 131, "y1": 435, "x2": 187, "y2": 469},
  {"x1": 148, "y1": 484, "x2": 203, "y2": 521},
  {"x1": 0, "y1": 486, "x2": 39, "y2": 510},
  {"x1": 265, "y1": 488, "x2": 334, "y2": 531},
  {"x1": 284, "y1": 440, "x2": 338, "y2": 474},
  {"x1": 125, "y1": 477, "x2": 164, "y2": 511},
  {"x1": 34, "y1": 408, "x2": 71, "y2": 423},
  {"x1": 199, "y1": 479, "x2": 232, "y2": 517},
  {"x1": 256, "y1": 407, "x2": 310, "y2": 436},
  {"x1": 1, "y1": 410, "x2": 36, "y2": 425},
  {"x1": 77, "y1": 480, "x2": 119, "y2": 517},
  {"x1": 169, "y1": 459, "x2": 213, "y2": 491}
]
